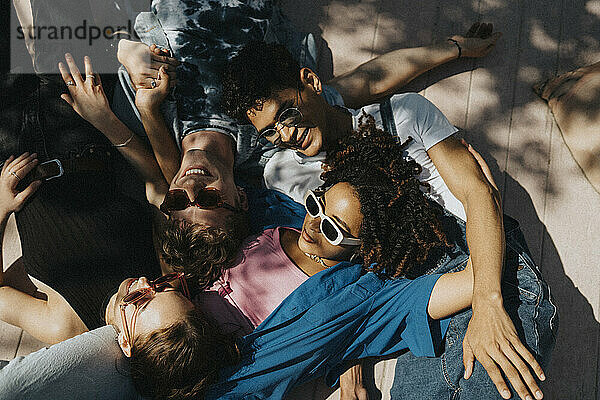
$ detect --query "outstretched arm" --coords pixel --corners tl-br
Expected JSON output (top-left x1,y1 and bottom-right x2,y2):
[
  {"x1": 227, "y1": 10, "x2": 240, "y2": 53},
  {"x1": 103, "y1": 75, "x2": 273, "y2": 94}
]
[
  {"x1": 134, "y1": 59, "x2": 181, "y2": 183},
  {"x1": 118, "y1": 42, "x2": 182, "y2": 183},
  {"x1": 58, "y1": 54, "x2": 169, "y2": 209},
  {"x1": 0, "y1": 154, "x2": 86, "y2": 343},
  {"x1": 0, "y1": 153, "x2": 41, "y2": 286},
  {"x1": 328, "y1": 23, "x2": 502, "y2": 109},
  {"x1": 429, "y1": 139, "x2": 545, "y2": 400}
]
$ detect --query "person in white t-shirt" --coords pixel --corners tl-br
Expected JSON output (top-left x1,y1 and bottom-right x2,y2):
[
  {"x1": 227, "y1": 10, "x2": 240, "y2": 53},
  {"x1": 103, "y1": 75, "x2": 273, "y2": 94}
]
[{"x1": 221, "y1": 40, "x2": 553, "y2": 400}]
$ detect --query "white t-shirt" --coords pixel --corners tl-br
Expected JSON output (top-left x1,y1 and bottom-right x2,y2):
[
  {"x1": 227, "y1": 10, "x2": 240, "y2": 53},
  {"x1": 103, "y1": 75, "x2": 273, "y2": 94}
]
[{"x1": 263, "y1": 89, "x2": 467, "y2": 221}]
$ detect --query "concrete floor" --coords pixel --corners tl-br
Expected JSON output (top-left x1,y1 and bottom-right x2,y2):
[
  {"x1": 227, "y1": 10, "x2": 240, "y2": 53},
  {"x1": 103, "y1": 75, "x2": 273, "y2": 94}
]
[
  {"x1": 278, "y1": 1, "x2": 600, "y2": 398},
  {"x1": 2, "y1": 0, "x2": 599, "y2": 399}
]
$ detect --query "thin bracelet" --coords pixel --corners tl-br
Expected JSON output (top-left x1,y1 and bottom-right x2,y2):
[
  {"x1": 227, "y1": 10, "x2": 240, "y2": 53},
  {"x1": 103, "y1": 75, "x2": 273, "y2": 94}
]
[
  {"x1": 447, "y1": 38, "x2": 462, "y2": 59},
  {"x1": 113, "y1": 131, "x2": 135, "y2": 147}
]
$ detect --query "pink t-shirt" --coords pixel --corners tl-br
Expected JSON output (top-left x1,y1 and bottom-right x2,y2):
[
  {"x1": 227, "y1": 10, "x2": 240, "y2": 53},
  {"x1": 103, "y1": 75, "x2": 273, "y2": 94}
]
[{"x1": 195, "y1": 227, "x2": 308, "y2": 336}]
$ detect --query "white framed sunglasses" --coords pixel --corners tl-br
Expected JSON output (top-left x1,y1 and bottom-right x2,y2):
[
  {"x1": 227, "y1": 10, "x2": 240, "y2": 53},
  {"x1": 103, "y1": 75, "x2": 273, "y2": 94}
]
[{"x1": 304, "y1": 190, "x2": 361, "y2": 246}]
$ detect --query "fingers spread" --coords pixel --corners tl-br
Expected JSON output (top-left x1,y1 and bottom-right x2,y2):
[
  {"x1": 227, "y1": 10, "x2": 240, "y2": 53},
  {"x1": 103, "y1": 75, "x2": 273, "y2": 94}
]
[
  {"x1": 94, "y1": 73, "x2": 103, "y2": 87},
  {"x1": 61, "y1": 93, "x2": 75, "y2": 107},
  {"x1": 12, "y1": 154, "x2": 37, "y2": 182},
  {"x1": 14, "y1": 180, "x2": 42, "y2": 210},
  {"x1": 65, "y1": 53, "x2": 84, "y2": 85},
  {"x1": 463, "y1": 343, "x2": 475, "y2": 379},
  {"x1": 493, "y1": 350, "x2": 534, "y2": 400},
  {"x1": 84, "y1": 56, "x2": 94, "y2": 78},
  {"x1": 466, "y1": 22, "x2": 480, "y2": 37},
  {"x1": 84, "y1": 56, "x2": 98, "y2": 88},
  {"x1": 503, "y1": 347, "x2": 542, "y2": 400},
  {"x1": 479, "y1": 355, "x2": 512, "y2": 399},
  {"x1": 481, "y1": 23, "x2": 493, "y2": 39},
  {"x1": 513, "y1": 340, "x2": 545, "y2": 381},
  {"x1": 10, "y1": 152, "x2": 32, "y2": 171},
  {"x1": 58, "y1": 62, "x2": 76, "y2": 89},
  {"x1": 18, "y1": 157, "x2": 39, "y2": 179},
  {"x1": 2, "y1": 155, "x2": 15, "y2": 174}
]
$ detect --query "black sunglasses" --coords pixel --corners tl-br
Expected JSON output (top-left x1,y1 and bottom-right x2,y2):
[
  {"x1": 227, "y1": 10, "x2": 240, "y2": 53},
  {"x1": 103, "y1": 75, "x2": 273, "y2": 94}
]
[{"x1": 160, "y1": 188, "x2": 237, "y2": 215}]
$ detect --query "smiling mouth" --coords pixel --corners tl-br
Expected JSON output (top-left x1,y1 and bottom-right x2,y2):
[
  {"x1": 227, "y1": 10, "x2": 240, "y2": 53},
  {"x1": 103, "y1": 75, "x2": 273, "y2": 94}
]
[{"x1": 184, "y1": 167, "x2": 212, "y2": 177}]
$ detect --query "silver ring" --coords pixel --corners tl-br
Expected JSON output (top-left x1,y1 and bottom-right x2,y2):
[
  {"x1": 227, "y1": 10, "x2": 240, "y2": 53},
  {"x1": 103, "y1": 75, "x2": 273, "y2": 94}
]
[
  {"x1": 66, "y1": 81, "x2": 75, "y2": 86},
  {"x1": 86, "y1": 74, "x2": 95, "y2": 81},
  {"x1": 10, "y1": 171, "x2": 20, "y2": 181},
  {"x1": 150, "y1": 79, "x2": 157, "y2": 88}
]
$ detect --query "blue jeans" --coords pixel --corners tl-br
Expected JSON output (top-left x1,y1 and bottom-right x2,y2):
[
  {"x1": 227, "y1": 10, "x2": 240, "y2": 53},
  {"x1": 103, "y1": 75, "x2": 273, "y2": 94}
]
[{"x1": 390, "y1": 214, "x2": 558, "y2": 399}]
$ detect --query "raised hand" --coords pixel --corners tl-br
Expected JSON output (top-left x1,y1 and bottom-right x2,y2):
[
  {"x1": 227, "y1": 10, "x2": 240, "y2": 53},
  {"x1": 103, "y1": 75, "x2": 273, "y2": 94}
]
[
  {"x1": 117, "y1": 40, "x2": 179, "y2": 90},
  {"x1": 59, "y1": 54, "x2": 111, "y2": 129},
  {"x1": 0, "y1": 153, "x2": 41, "y2": 217},
  {"x1": 449, "y1": 22, "x2": 503, "y2": 58},
  {"x1": 135, "y1": 65, "x2": 172, "y2": 114}
]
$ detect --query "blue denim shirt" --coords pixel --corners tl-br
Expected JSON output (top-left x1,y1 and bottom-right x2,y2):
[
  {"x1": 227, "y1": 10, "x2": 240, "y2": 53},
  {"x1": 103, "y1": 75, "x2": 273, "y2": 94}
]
[
  {"x1": 245, "y1": 186, "x2": 306, "y2": 233},
  {"x1": 206, "y1": 262, "x2": 451, "y2": 399}
]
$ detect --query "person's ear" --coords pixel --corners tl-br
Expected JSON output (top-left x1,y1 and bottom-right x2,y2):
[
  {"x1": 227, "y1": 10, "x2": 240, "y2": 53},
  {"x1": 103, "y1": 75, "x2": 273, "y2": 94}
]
[
  {"x1": 236, "y1": 186, "x2": 249, "y2": 211},
  {"x1": 117, "y1": 330, "x2": 132, "y2": 358},
  {"x1": 299, "y1": 68, "x2": 322, "y2": 95}
]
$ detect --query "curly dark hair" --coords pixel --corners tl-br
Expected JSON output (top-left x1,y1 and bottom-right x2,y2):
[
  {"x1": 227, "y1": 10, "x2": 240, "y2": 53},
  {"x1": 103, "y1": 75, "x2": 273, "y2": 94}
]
[
  {"x1": 129, "y1": 308, "x2": 241, "y2": 400},
  {"x1": 159, "y1": 211, "x2": 249, "y2": 290},
  {"x1": 320, "y1": 113, "x2": 451, "y2": 279},
  {"x1": 221, "y1": 40, "x2": 301, "y2": 122}
]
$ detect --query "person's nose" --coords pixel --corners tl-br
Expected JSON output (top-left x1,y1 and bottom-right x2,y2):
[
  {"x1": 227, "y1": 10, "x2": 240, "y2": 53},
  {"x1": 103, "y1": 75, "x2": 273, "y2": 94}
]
[
  {"x1": 305, "y1": 214, "x2": 321, "y2": 233},
  {"x1": 277, "y1": 124, "x2": 296, "y2": 143},
  {"x1": 182, "y1": 182, "x2": 207, "y2": 203}
]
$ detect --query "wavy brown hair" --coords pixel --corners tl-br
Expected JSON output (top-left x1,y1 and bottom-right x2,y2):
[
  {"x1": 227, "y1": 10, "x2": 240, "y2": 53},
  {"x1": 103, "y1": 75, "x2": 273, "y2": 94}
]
[
  {"x1": 320, "y1": 113, "x2": 451, "y2": 279},
  {"x1": 159, "y1": 211, "x2": 249, "y2": 290},
  {"x1": 129, "y1": 308, "x2": 241, "y2": 400}
]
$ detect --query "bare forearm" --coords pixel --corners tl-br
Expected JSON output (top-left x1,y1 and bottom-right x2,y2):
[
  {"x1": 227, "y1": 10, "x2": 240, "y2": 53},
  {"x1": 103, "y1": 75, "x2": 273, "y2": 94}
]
[
  {"x1": 94, "y1": 113, "x2": 169, "y2": 204},
  {"x1": 428, "y1": 259, "x2": 473, "y2": 319},
  {"x1": 427, "y1": 138, "x2": 505, "y2": 312},
  {"x1": 138, "y1": 109, "x2": 181, "y2": 183},
  {"x1": 0, "y1": 285, "x2": 86, "y2": 344},
  {"x1": 463, "y1": 184, "x2": 504, "y2": 306},
  {"x1": 328, "y1": 41, "x2": 458, "y2": 108}
]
